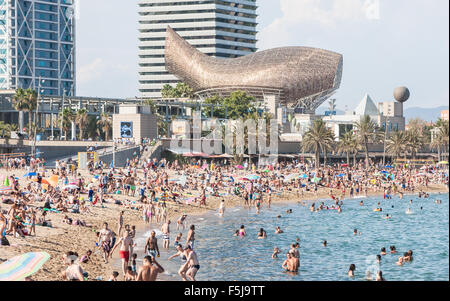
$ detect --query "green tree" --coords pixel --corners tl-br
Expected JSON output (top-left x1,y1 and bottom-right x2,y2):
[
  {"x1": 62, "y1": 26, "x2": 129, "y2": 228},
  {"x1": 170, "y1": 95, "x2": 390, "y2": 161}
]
[
  {"x1": 386, "y1": 131, "x2": 406, "y2": 160},
  {"x1": 12, "y1": 88, "x2": 28, "y2": 133},
  {"x1": 431, "y1": 120, "x2": 449, "y2": 162},
  {"x1": 97, "y1": 113, "x2": 112, "y2": 141},
  {"x1": 338, "y1": 131, "x2": 357, "y2": 166},
  {"x1": 301, "y1": 119, "x2": 334, "y2": 169},
  {"x1": 405, "y1": 129, "x2": 424, "y2": 160},
  {"x1": 75, "y1": 109, "x2": 88, "y2": 140},
  {"x1": 355, "y1": 115, "x2": 382, "y2": 168},
  {"x1": 58, "y1": 108, "x2": 75, "y2": 140},
  {"x1": 175, "y1": 82, "x2": 194, "y2": 98}
]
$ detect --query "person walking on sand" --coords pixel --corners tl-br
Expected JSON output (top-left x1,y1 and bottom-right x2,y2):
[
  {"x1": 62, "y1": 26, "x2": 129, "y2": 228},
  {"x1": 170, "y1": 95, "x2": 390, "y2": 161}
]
[
  {"x1": 117, "y1": 211, "x2": 124, "y2": 236},
  {"x1": 161, "y1": 220, "x2": 171, "y2": 249},
  {"x1": 136, "y1": 255, "x2": 165, "y2": 281},
  {"x1": 110, "y1": 230, "x2": 134, "y2": 278},
  {"x1": 98, "y1": 222, "x2": 113, "y2": 264}
]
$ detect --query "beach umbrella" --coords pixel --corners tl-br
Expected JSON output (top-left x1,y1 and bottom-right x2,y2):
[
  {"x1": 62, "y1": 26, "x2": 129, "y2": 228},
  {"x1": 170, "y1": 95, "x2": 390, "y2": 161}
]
[
  {"x1": 23, "y1": 172, "x2": 37, "y2": 178},
  {"x1": 263, "y1": 169, "x2": 270, "y2": 173},
  {"x1": 235, "y1": 165, "x2": 244, "y2": 169},
  {"x1": 337, "y1": 174, "x2": 346, "y2": 177},
  {"x1": 0, "y1": 252, "x2": 50, "y2": 281},
  {"x1": 299, "y1": 174, "x2": 308, "y2": 179},
  {"x1": 31, "y1": 178, "x2": 50, "y2": 185},
  {"x1": 385, "y1": 165, "x2": 393, "y2": 168},
  {"x1": 438, "y1": 161, "x2": 449, "y2": 165},
  {"x1": 341, "y1": 164, "x2": 349, "y2": 167},
  {"x1": 46, "y1": 175, "x2": 59, "y2": 187},
  {"x1": 380, "y1": 171, "x2": 389, "y2": 174}
]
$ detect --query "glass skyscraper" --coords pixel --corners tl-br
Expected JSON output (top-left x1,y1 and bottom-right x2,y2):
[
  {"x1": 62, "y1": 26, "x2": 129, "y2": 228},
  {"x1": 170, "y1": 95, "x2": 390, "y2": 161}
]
[
  {"x1": 0, "y1": 0, "x2": 76, "y2": 96},
  {"x1": 138, "y1": 0, "x2": 258, "y2": 98}
]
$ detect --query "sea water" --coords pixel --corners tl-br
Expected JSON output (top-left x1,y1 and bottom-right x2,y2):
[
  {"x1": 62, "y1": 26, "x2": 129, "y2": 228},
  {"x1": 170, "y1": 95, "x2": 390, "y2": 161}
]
[{"x1": 134, "y1": 193, "x2": 449, "y2": 281}]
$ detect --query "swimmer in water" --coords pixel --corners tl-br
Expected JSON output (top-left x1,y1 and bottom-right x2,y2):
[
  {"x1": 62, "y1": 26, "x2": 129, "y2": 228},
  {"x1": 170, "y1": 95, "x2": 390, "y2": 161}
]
[
  {"x1": 239, "y1": 225, "x2": 246, "y2": 237},
  {"x1": 376, "y1": 254, "x2": 382, "y2": 264},
  {"x1": 365, "y1": 270, "x2": 373, "y2": 281},
  {"x1": 275, "y1": 226, "x2": 284, "y2": 234},
  {"x1": 380, "y1": 247, "x2": 387, "y2": 256},
  {"x1": 383, "y1": 214, "x2": 392, "y2": 220},
  {"x1": 233, "y1": 230, "x2": 239, "y2": 237},
  {"x1": 376, "y1": 271, "x2": 385, "y2": 281},
  {"x1": 360, "y1": 201, "x2": 364, "y2": 206},
  {"x1": 257, "y1": 228, "x2": 267, "y2": 239},
  {"x1": 323, "y1": 240, "x2": 327, "y2": 247},
  {"x1": 348, "y1": 264, "x2": 356, "y2": 277},
  {"x1": 390, "y1": 246, "x2": 397, "y2": 254},
  {"x1": 272, "y1": 247, "x2": 281, "y2": 259},
  {"x1": 396, "y1": 256, "x2": 404, "y2": 266}
]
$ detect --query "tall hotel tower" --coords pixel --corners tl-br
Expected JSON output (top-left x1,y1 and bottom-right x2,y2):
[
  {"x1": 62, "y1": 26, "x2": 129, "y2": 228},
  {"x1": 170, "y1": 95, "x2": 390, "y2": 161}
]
[
  {"x1": 0, "y1": 0, "x2": 76, "y2": 96},
  {"x1": 138, "y1": 0, "x2": 258, "y2": 98}
]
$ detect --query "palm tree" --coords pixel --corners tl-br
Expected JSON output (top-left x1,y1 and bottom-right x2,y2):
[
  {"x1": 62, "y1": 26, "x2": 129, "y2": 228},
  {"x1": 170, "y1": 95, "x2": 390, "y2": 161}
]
[
  {"x1": 405, "y1": 130, "x2": 424, "y2": 160},
  {"x1": 75, "y1": 109, "x2": 88, "y2": 140},
  {"x1": 97, "y1": 113, "x2": 112, "y2": 141},
  {"x1": 431, "y1": 120, "x2": 449, "y2": 162},
  {"x1": 355, "y1": 115, "x2": 381, "y2": 168},
  {"x1": 58, "y1": 108, "x2": 75, "y2": 140},
  {"x1": 301, "y1": 119, "x2": 334, "y2": 169},
  {"x1": 24, "y1": 88, "x2": 38, "y2": 138},
  {"x1": 338, "y1": 131, "x2": 357, "y2": 166},
  {"x1": 12, "y1": 88, "x2": 28, "y2": 133},
  {"x1": 386, "y1": 131, "x2": 406, "y2": 161}
]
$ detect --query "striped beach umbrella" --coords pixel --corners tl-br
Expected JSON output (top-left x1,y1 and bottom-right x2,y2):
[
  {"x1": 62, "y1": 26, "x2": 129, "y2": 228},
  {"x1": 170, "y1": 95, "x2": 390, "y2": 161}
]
[{"x1": 0, "y1": 252, "x2": 50, "y2": 281}]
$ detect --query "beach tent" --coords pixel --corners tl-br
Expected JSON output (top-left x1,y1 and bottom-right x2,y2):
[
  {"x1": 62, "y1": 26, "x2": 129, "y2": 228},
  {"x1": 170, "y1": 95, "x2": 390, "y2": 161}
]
[{"x1": 0, "y1": 252, "x2": 50, "y2": 281}]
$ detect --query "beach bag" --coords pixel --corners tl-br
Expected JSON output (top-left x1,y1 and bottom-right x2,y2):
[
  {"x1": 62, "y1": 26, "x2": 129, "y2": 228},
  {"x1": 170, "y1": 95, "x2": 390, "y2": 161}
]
[{"x1": 1, "y1": 236, "x2": 10, "y2": 246}]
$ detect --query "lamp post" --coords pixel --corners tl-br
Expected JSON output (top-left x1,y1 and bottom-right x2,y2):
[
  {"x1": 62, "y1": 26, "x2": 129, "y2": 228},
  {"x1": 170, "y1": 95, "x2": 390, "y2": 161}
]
[
  {"x1": 60, "y1": 89, "x2": 66, "y2": 140},
  {"x1": 383, "y1": 117, "x2": 391, "y2": 166},
  {"x1": 32, "y1": 77, "x2": 45, "y2": 158}
]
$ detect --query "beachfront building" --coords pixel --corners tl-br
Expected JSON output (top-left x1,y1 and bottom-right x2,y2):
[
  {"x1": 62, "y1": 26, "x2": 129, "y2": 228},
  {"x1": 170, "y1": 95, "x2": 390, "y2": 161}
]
[
  {"x1": 138, "y1": 0, "x2": 258, "y2": 98},
  {"x1": 0, "y1": 0, "x2": 76, "y2": 96},
  {"x1": 323, "y1": 93, "x2": 406, "y2": 140}
]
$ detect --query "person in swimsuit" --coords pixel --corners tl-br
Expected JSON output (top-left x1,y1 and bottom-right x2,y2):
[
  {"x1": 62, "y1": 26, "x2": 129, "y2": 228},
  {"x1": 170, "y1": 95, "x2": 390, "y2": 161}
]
[
  {"x1": 136, "y1": 256, "x2": 165, "y2": 281},
  {"x1": 177, "y1": 214, "x2": 187, "y2": 230},
  {"x1": 145, "y1": 231, "x2": 160, "y2": 259},
  {"x1": 168, "y1": 244, "x2": 187, "y2": 261},
  {"x1": 161, "y1": 220, "x2": 171, "y2": 249},
  {"x1": 257, "y1": 228, "x2": 267, "y2": 239},
  {"x1": 61, "y1": 251, "x2": 85, "y2": 281},
  {"x1": 186, "y1": 225, "x2": 196, "y2": 249},
  {"x1": 238, "y1": 225, "x2": 246, "y2": 237},
  {"x1": 181, "y1": 245, "x2": 200, "y2": 281},
  {"x1": 98, "y1": 222, "x2": 113, "y2": 264},
  {"x1": 110, "y1": 229, "x2": 134, "y2": 278},
  {"x1": 218, "y1": 200, "x2": 225, "y2": 217},
  {"x1": 174, "y1": 233, "x2": 182, "y2": 247}
]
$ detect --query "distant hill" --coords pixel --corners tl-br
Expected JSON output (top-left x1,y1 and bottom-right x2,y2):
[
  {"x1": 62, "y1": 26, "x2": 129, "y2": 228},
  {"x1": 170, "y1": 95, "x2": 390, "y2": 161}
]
[{"x1": 404, "y1": 106, "x2": 449, "y2": 123}]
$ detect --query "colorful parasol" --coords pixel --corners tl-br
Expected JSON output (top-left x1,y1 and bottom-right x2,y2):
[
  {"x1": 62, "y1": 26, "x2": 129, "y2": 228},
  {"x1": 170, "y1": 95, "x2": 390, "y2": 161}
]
[{"x1": 0, "y1": 252, "x2": 50, "y2": 281}]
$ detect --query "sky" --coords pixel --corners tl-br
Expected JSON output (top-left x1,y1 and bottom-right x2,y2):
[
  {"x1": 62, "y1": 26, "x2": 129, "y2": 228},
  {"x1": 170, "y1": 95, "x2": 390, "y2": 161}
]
[{"x1": 76, "y1": 0, "x2": 449, "y2": 110}]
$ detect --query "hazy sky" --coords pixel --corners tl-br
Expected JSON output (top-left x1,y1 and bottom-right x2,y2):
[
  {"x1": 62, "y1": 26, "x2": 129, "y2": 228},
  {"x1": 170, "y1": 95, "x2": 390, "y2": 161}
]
[{"x1": 76, "y1": 0, "x2": 449, "y2": 110}]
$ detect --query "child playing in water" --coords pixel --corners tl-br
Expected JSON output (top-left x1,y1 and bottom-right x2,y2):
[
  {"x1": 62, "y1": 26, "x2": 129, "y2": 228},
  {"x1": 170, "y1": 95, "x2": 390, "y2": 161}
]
[{"x1": 272, "y1": 247, "x2": 281, "y2": 259}]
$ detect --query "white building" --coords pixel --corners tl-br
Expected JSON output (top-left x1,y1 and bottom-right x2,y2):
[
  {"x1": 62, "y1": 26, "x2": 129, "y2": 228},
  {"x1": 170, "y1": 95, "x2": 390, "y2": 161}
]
[
  {"x1": 323, "y1": 93, "x2": 405, "y2": 140},
  {"x1": 138, "y1": 0, "x2": 258, "y2": 98}
]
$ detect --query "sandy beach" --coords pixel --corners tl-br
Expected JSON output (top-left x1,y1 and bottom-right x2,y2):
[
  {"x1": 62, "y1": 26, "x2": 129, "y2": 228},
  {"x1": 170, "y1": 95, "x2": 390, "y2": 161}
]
[{"x1": 0, "y1": 166, "x2": 447, "y2": 281}]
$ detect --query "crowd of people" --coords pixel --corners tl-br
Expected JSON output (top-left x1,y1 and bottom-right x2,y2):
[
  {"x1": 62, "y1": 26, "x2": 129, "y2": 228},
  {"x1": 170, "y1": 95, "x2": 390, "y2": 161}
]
[{"x1": 0, "y1": 150, "x2": 448, "y2": 281}]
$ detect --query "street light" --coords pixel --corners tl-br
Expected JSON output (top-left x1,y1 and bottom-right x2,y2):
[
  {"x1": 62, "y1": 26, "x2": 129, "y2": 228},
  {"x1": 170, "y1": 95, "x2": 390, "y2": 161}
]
[
  {"x1": 32, "y1": 77, "x2": 45, "y2": 158},
  {"x1": 382, "y1": 116, "x2": 391, "y2": 166}
]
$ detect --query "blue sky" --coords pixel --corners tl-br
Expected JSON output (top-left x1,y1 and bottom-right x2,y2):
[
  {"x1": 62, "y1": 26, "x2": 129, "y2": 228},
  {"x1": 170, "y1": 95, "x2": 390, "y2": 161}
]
[{"x1": 76, "y1": 0, "x2": 449, "y2": 110}]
